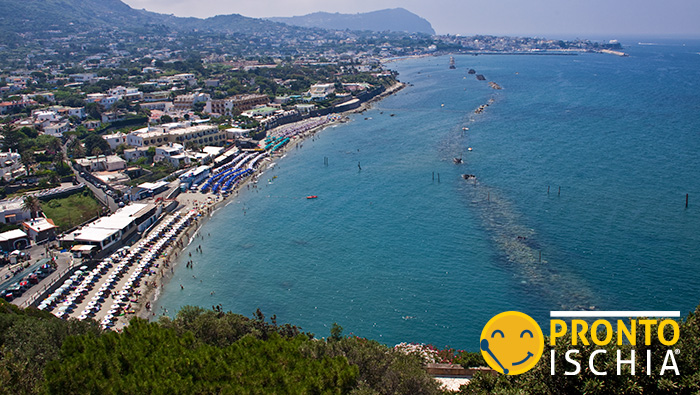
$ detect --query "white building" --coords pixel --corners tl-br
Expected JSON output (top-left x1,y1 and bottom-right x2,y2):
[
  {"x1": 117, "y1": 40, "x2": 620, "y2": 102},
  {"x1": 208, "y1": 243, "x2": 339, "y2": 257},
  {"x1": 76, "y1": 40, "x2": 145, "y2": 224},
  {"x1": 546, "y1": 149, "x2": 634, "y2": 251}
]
[
  {"x1": 0, "y1": 152, "x2": 27, "y2": 182},
  {"x1": 43, "y1": 120, "x2": 70, "y2": 137},
  {"x1": 128, "y1": 124, "x2": 225, "y2": 148},
  {"x1": 155, "y1": 143, "x2": 190, "y2": 167},
  {"x1": 0, "y1": 200, "x2": 31, "y2": 224},
  {"x1": 62, "y1": 203, "x2": 160, "y2": 251},
  {"x1": 107, "y1": 86, "x2": 143, "y2": 101},
  {"x1": 308, "y1": 83, "x2": 335, "y2": 99},
  {"x1": 69, "y1": 73, "x2": 97, "y2": 83},
  {"x1": 102, "y1": 133, "x2": 128, "y2": 150},
  {"x1": 76, "y1": 155, "x2": 127, "y2": 172},
  {"x1": 22, "y1": 218, "x2": 57, "y2": 243}
]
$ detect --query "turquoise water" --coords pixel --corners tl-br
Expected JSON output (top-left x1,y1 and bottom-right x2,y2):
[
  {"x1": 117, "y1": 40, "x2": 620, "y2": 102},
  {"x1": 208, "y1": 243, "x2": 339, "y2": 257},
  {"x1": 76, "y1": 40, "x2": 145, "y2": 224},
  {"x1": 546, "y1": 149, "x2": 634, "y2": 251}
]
[{"x1": 155, "y1": 40, "x2": 700, "y2": 350}]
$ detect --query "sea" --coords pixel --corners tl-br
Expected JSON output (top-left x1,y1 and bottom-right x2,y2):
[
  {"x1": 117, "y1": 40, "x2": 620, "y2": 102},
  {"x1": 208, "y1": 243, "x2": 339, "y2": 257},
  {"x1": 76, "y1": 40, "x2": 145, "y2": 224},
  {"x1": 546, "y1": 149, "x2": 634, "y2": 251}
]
[{"x1": 154, "y1": 39, "x2": 700, "y2": 350}]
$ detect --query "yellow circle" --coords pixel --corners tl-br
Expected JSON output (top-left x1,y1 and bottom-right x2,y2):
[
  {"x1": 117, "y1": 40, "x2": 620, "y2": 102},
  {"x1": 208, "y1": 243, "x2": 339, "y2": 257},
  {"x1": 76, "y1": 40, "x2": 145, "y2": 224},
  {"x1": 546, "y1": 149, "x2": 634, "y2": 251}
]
[{"x1": 479, "y1": 311, "x2": 544, "y2": 375}]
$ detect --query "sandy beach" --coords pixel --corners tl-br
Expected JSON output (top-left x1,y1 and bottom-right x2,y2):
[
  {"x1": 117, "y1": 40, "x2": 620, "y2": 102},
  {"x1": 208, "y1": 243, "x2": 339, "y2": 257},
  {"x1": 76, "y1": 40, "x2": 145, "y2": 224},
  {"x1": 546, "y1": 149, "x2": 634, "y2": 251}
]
[{"x1": 131, "y1": 82, "x2": 406, "y2": 323}]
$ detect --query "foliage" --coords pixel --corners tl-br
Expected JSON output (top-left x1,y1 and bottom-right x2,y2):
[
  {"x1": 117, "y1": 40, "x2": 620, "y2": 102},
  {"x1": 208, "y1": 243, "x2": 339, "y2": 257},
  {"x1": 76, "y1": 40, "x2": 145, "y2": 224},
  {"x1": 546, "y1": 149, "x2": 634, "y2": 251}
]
[
  {"x1": 0, "y1": 300, "x2": 101, "y2": 395},
  {"x1": 21, "y1": 195, "x2": 41, "y2": 219},
  {"x1": 40, "y1": 192, "x2": 102, "y2": 231},
  {"x1": 82, "y1": 134, "x2": 112, "y2": 157},
  {"x1": 45, "y1": 319, "x2": 358, "y2": 394}
]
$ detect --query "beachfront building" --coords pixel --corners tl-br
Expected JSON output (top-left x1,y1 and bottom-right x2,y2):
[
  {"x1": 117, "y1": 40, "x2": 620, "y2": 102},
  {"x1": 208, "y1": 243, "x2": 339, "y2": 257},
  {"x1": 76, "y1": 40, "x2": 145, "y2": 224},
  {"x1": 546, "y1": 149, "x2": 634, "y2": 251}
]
[
  {"x1": 179, "y1": 165, "x2": 211, "y2": 190},
  {"x1": 130, "y1": 182, "x2": 170, "y2": 201},
  {"x1": 127, "y1": 124, "x2": 226, "y2": 148},
  {"x1": 60, "y1": 203, "x2": 161, "y2": 253}
]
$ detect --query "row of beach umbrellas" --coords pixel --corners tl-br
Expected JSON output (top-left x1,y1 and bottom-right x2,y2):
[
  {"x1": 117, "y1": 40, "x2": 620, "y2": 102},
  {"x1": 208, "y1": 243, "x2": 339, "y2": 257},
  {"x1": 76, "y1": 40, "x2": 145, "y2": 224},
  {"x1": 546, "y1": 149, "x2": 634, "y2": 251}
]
[{"x1": 38, "y1": 211, "x2": 196, "y2": 330}]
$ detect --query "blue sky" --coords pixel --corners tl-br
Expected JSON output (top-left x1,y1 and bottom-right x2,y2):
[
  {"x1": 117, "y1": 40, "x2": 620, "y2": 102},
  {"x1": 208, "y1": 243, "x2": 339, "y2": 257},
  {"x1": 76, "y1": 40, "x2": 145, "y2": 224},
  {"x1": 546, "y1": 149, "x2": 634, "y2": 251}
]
[{"x1": 122, "y1": 0, "x2": 700, "y2": 38}]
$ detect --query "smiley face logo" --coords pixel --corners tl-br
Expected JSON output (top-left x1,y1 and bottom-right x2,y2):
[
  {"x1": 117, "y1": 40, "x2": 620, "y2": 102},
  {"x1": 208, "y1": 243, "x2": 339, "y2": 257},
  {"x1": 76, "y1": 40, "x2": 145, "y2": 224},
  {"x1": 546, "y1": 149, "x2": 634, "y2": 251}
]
[{"x1": 479, "y1": 311, "x2": 544, "y2": 375}]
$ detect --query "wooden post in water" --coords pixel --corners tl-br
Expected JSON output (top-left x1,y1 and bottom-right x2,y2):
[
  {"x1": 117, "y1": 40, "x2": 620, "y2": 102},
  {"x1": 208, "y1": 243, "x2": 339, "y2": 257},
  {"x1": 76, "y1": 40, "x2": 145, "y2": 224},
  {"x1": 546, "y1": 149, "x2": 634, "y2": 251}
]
[
  {"x1": 432, "y1": 172, "x2": 435, "y2": 181},
  {"x1": 438, "y1": 173, "x2": 440, "y2": 183},
  {"x1": 686, "y1": 194, "x2": 689, "y2": 208},
  {"x1": 558, "y1": 186, "x2": 561, "y2": 196},
  {"x1": 547, "y1": 186, "x2": 550, "y2": 195},
  {"x1": 539, "y1": 251, "x2": 542, "y2": 262}
]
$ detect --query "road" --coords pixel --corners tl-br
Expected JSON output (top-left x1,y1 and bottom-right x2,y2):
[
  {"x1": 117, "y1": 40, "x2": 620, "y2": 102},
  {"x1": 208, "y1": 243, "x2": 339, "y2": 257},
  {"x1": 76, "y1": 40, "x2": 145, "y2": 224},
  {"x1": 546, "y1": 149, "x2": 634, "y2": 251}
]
[{"x1": 73, "y1": 171, "x2": 120, "y2": 213}]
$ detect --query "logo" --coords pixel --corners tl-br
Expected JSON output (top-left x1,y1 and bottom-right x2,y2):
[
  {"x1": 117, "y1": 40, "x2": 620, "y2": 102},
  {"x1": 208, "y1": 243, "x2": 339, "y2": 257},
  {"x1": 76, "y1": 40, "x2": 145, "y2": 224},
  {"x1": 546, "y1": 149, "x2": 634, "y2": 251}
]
[{"x1": 480, "y1": 311, "x2": 545, "y2": 375}]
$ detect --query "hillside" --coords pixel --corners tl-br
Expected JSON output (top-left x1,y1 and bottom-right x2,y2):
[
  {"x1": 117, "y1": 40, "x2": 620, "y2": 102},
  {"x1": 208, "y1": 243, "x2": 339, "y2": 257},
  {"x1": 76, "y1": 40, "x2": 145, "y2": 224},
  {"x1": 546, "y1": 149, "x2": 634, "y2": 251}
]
[
  {"x1": 268, "y1": 8, "x2": 436, "y2": 35},
  {"x1": 0, "y1": 0, "x2": 317, "y2": 36}
]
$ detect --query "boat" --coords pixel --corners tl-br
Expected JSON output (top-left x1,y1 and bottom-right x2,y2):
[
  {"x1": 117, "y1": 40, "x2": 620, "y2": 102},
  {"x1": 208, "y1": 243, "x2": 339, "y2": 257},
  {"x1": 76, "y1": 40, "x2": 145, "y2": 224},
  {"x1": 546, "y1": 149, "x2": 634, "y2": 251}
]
[
  {"x1": 306, "y1": 195, "x2": 318, "y2": 199},
  {"x1": 462, "y1": 174, "x2": 476, "y2": 180},
  {"x1": 453, "y1": 158, "x2": 463, "y2": 164},
  {"x1": 449, "y1": 56, "x2": 456, "y2": 69},
  {"x1": 476, "y1": 74, "x2": 486, "y2": 81},
  {"x1": 468, "y1": 69, "x2": 476, "y2": 74}
]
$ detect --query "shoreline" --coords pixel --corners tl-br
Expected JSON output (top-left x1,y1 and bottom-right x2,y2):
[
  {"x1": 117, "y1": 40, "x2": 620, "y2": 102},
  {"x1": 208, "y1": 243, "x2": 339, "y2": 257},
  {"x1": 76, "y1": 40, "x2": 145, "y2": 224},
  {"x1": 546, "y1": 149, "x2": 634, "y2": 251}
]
[{"x1": 132, "y1": 82, "x2": 406, "y2": 322}]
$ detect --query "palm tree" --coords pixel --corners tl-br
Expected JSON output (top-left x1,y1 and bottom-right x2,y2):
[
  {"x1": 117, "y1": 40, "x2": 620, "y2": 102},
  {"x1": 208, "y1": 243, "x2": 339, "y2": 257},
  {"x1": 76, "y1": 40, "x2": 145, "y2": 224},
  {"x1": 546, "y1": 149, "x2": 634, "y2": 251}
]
[{"x1": 21, "y1": 195, "x2": 42, "y2": 219}]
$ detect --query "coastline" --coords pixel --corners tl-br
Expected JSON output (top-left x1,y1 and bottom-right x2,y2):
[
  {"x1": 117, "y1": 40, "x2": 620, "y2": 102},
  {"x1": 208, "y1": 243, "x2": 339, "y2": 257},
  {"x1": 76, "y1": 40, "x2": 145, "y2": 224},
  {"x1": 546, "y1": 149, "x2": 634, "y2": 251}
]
[{"x1": 132, "y1": 82, "x2": 406, "y2": 322}]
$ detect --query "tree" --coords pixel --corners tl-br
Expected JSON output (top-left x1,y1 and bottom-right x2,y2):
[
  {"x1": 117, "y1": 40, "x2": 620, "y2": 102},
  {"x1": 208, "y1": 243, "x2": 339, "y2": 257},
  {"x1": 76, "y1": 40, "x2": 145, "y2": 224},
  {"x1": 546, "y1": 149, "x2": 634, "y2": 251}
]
[
  {"x1": 146, "y1": 146, "x2": 156, "y2": 161},
  {"x1": 66, "y1": 137, "x2": 86, "y2": 158},
  {"x1": 85, "y1": 102, "x2": 102, "y2": 120},
  {"x1": 1, "y1": 124, "x2": 27, "y2": 152},
  {"x1": 83, "y1": 134, "x2": 111, "y2": 156},
  {"x1": 21, "y1": 195, "x2": 41, "y2": 219}
]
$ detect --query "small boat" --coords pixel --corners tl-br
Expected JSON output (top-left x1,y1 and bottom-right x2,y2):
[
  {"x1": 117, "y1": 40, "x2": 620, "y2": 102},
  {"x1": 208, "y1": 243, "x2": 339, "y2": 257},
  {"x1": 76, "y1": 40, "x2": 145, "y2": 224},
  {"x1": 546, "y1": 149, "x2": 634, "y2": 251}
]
[
  {"x1": 462, "y1": 174, "x2": 476, "y2": 180},
  {"x1": 467, "y1": 147, "x2": 473, "y2": 151},
  {"x1": 306, "y1": 195, "x2": 318, "y2": 199},
  {"x1": 453, "y1": 158, "x2": 463, "y2": 164}
]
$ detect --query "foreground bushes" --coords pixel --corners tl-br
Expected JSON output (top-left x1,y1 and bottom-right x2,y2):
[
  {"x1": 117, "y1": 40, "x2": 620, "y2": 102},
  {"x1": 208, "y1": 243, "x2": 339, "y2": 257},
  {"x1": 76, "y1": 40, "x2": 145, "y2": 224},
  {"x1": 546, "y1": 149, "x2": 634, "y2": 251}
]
[{"x1": 0, "y1": 302, "x2": 441, "y2": 395}]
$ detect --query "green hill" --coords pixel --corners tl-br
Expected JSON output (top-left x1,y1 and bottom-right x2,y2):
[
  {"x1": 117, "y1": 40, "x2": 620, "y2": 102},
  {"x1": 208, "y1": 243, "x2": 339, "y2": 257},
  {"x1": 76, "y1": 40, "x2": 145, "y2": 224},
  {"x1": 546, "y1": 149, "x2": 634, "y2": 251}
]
[
  {"x1": 269, "y1": 8, "x2": 436, "y2": 35},
  {"x1": 0, "y1": 0, "x2": 321, "y2": 36}
]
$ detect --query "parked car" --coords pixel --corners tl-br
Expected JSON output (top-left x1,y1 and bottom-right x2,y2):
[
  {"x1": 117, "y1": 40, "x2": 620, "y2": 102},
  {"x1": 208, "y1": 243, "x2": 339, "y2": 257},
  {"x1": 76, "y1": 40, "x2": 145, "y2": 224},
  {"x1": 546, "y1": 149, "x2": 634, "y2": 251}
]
[
  {"x1": 3, "y1": 292, "x2": 13, "y2": 301},
  {"x1": 7, "y1": 284, "x2": 23, "y2": 296}
]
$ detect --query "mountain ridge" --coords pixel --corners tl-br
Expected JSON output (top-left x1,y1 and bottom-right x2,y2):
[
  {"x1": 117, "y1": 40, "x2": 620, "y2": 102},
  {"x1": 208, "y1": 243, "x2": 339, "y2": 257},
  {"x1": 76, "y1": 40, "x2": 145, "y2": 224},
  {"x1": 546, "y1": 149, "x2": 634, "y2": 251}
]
[
  {"x1": 0, "y1": 0, "x2": 433, "y2": 37},
  {"x1": 268, "y1": 8, "x2": 435, "y2": 35}
]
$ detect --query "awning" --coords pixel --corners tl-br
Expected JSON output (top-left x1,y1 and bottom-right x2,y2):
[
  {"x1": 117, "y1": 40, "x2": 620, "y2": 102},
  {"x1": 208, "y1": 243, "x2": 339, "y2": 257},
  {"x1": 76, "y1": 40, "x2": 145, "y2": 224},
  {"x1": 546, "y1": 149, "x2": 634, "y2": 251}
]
[{"x1": 71, "y1": 245, "x2": 97, "y2": 252}]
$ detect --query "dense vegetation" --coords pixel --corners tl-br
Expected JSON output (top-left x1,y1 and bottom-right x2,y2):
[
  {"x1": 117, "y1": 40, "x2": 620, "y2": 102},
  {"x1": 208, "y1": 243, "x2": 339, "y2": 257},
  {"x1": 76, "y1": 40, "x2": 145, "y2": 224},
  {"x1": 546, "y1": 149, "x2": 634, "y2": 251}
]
[
  {"x1": 0, "y1": 302, "x2": 442, "y2": 394},
  {"x1": 2, "y1": 299, "x2": 699, "y2": 394}
]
